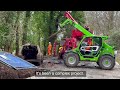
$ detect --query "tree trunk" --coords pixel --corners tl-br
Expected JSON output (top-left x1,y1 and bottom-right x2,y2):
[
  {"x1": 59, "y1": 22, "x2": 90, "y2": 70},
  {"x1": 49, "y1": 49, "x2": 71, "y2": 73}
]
[
  {"x1": 22, "y1": 11, "x2": 31, "y2": 45},
  {"x1": 48, "y1": 11, "x2": 54, "y2": 43},
  {"x1": 38, "y1": 29, "x2": 41, "y2": 47},
  {"x1": 15, "y1": 12, "x2": 20, "y2": 56},
  {"x1": 15, "y1": 26, "x2": 19, "y2": 56},
  {"x1": 108, "y1": 11, "x2": 114, "y2": 33}
]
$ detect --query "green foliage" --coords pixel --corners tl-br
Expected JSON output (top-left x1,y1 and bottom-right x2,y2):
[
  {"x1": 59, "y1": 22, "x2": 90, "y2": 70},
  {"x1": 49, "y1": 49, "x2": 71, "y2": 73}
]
[
  {"x1": 0, "y1": 25, "x2": 9, "y2": 46},
  {"x1": 0, "y1": 11, "x2": 86, "y2": 55},
  {"x1": 0, "y1": 11, "x2": 16, "y2": 49},
  {"x1": 72, "y1": 11, "x2": 85, "y2": 26}
]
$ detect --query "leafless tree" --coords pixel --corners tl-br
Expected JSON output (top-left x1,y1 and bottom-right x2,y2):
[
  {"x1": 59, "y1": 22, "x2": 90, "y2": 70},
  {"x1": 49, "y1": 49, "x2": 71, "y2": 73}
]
[{"x1": 84, "y1": 11, "x2": 120, "y2": 36}]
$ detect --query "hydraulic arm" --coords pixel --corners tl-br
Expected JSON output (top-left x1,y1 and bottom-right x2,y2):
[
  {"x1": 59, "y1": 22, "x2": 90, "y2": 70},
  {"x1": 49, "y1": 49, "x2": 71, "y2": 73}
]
[{"x1": 60, "y1": 11, "x2": 94, "y2": 37}]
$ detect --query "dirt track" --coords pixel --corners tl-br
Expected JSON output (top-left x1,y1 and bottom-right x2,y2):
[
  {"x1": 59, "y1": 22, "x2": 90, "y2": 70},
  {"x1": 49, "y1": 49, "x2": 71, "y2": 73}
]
[{"x1": 27, "y1": 57, "x2": 120, "y2": 79}]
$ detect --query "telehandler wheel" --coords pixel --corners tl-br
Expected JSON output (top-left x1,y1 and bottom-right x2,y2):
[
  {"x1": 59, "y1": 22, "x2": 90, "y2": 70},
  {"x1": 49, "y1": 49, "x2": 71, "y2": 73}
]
[
  {"x1": 64, "y1": 53, "x2": 79, "y2": 67},
  {"x1": 98, "y1": 55, "x2": 115, "y2": 70}
]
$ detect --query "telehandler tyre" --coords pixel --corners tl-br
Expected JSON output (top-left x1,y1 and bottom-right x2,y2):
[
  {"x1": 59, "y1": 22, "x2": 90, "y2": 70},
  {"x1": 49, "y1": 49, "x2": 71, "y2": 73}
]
[
  {"x1": 98, "y1": 55, "x2": 115, "y2": 70},
  {"x1": 64, "y1": 53, "x2": 79, "y2": 67}
]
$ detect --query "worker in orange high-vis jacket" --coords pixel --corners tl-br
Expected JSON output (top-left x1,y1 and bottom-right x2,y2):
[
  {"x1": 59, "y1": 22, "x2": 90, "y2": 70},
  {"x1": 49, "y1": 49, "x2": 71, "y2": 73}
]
[
  {"x1": 48, "y1": 42, "x2": 52, "y2": 56},
  {"x1": 85, "y1": 38, "x2": 92, "y2": 50}
]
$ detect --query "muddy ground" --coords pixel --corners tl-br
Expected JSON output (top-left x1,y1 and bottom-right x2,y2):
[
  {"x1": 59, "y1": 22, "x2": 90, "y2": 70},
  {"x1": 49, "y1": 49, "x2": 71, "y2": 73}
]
[
  {"x1": 0, "y1": 51, "x2": 120, "y2": 79},
  {"x1": 27, "y1": 51, "x2": 120, "y2": 79},
  {"x1": 0, "y1": 63, "x2": 38, "y2": 79}
]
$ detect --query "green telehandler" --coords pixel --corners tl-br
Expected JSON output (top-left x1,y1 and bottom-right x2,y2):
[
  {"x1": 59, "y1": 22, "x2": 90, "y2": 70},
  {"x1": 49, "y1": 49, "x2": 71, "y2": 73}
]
[{"x1": 59, "y1": 11, "x2": 116, "y2": 70}]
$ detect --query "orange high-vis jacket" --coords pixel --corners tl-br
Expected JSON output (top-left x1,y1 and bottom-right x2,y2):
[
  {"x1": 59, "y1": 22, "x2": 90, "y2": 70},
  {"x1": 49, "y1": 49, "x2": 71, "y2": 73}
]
[
  {"x1": 48, "y1": 44, "x2": 52, "y2": 56},
  {"x1": 85, "y1": 38, "x2": 92, "y2": 50}
]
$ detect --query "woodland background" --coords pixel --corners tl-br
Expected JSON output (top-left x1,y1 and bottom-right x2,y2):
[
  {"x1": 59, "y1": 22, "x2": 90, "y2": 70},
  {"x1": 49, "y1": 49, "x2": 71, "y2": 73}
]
[{"x1": 0, "y1": 11, "x2": 119, "y2": 56}]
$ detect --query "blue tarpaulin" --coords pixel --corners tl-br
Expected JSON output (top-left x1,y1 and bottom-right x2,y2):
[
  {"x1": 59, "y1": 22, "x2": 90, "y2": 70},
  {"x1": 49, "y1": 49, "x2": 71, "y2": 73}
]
[{"x1": 0, "y1": 52, "x2": 37, "y2": 70}]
